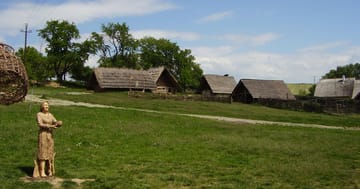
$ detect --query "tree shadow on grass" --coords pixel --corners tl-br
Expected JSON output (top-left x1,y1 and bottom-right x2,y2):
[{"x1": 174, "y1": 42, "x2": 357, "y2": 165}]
[{"x1": 18, "y1": 166, "x2": 33, "y2": 177}]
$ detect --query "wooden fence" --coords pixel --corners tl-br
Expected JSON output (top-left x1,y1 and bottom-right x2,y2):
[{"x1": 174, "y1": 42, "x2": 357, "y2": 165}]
[
  {"x1": 128, "y1": 91, "x2": 360, "y2": 114},
  {"x1": 255, "y1": 96, "x2": 360, "y2": 114}
]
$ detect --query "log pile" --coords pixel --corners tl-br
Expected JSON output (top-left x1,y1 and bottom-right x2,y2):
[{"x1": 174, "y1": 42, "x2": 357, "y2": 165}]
[{"x1": 0, "y1": 43, "x2": 28, "y2": 105}]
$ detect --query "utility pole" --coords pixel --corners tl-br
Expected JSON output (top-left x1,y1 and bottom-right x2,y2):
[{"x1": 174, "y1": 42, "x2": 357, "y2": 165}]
[{"x1": 20, "y1": 23, "x2": 32, "y2": 65}]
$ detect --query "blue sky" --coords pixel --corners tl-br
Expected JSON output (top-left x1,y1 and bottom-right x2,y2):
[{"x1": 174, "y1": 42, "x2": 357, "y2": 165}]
[{"x1": 1, "y1": 0, "x2": 360, "y2": 83}]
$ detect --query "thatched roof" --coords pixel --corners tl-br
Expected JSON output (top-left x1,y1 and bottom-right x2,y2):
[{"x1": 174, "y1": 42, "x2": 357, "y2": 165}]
[
  {"x1": 93, "y1": 67, "x2": 156, "y2": 90},
  {"x1": 314, "y1": 78, "x2": 355, "y2": 98},
  {"x1": 148, "y1": 66, "x2": 166, "y2": 81},
  {"x1": 90, "y1": 66, "x2": 181, "y2": 92},
  {"x1": 200, "y1": 74, "x2": 237, "y2": 94},
  {"x1": 237, "y1": 79, "x2": 296, "y2": 100},
  {"x1": 352, "y1": 80, "x2": 360, "y2": 99},
  {"x1": 147, "y1": 66, "x2": 180, "y2": 88}
]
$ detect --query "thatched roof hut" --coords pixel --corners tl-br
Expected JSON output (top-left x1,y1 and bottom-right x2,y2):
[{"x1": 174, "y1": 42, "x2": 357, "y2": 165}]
[
  {"x1": 147, "y1": 67, "x2": 181, "y2": 93},
  {"x1": 88, "y1": 66, "x2": 180, "y2": 93},
  {"x1": 314, "y1": 78, "x2": 355, "y2": 98},
  {"x1": 232, "y1": 79, "x2": 296, "y2": 103},
  {"x1": 198, "y1": 74, "x2": 237, "y2": 96},
  {"x1": 89, "y1": 67, "x2": 155, "y2": 92}
]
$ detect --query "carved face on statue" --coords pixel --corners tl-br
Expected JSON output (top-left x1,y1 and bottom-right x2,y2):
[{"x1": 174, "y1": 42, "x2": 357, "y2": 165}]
[{"x1": 40, "y1": 102, "x2": 49, "y2": 113}]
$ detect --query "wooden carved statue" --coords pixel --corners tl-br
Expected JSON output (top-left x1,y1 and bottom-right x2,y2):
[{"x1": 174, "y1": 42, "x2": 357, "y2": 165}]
[{"x1": 33, "y1": 101, "x2": 62, "y2": 178}]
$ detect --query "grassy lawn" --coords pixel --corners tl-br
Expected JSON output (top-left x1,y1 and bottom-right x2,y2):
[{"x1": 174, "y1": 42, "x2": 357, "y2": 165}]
[
  {"x1": 29, "y1": 86, "x2": 360, "y2": 128},
  {"x1": 0, "y1": 87, "x2": 359, "y2": 188}
]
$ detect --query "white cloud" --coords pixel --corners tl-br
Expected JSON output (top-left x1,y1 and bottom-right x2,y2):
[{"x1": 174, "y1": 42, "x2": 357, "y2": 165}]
[
  {"x1": 298, "y1": 41, "x2": 349, "y2": 52},
  {"x1": 184, "y1": 46, "x2": 234, "y2": 57},
  {"x1": 344, "y1": 46, "x2": 360, "y2": 55},
  {"x1": 198, "y1": 11, "x2": 233, "y2": 23},
  {"x1": 191, "y1": 44, "x2": 358, "y2": 83},
  {"x1": 218, "y1": 33, "x2": 280, "y2": 46},
  {"x1": 0, "y1": 0, "x2": 177, "y2": 37},
  {"x1": 132, "y1": 29, "x2": 201, "y2": 41},
  {"x1": 48, "y1": 0, "x2": 177, "y2": 22},
  {"x1": 85, "y1": 54, "x2": 100, "y2": 68}
]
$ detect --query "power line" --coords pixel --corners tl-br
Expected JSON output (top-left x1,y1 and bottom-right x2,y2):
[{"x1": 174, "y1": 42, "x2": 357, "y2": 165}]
[{"x1": 20, "y1": 23, "x2": 32, "y2": 65}]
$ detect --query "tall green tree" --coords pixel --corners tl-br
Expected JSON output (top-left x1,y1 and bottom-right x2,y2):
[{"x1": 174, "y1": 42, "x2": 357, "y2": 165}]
[
  {"x1": 38, "y1": 20, "x2": 97, "y2": 83},
  {"x1": 16, "y1": 46, "x2": 50, "y2": 81},
  {"x1": 323, "y1": 63, "x2": 360, "y2": 79},
  {"x1": 91, "y1": 22, "x2": 139, "y2": 68},
  {"x1": 139, "y1": 37, "x2": 203, "y2": 90},
  {"x1": 68, "y1": 39, "x2": 98, "y2": 83},
  {"x1": 69, "y1": 63, "x2": 93, "y2": 84}
]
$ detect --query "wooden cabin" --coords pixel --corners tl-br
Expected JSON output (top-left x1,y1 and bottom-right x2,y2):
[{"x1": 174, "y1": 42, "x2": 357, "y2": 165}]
[
  {"x1": 147, "y1": 67, "x2": 181, "y2": 93},
  {"x1": 314, "y1": 78, "x2": 360, "y2": 99},
  {"x1": 198, "y1": 74, "x2": 237, "y2": 97},
  {"x1": 88, "y1": 66, "x2": 180, "y2": 93},
  {"x1": 232, "y1": 79, "x2": 296, "y2": 103}
]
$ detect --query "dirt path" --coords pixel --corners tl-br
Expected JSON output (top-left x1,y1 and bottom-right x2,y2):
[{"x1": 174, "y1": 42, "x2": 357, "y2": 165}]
[{"x1": 25, "y1": 95, "x2": 360, "y2": 131}]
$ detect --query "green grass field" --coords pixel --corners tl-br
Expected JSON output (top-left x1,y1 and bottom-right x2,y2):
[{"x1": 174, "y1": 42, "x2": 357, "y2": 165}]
[
  {"x1": 1, "y1": 87, "x2": 360, "y2": 188},
  {"x1": 287, "y1": 83, "x2": 313, "y2": 96},
  {"x1": 29, "y1": 86, "x2": 360, "y2": 127}
]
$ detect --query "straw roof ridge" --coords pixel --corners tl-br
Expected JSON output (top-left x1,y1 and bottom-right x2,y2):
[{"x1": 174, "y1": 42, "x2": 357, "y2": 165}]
[
  {"x1": 314, "y1": 78, "x2": 355, "y2": 98},
  {"x1": 239, "y1": 79, "x2": 295, "y2": 100},
  {"x1": 147, "y1": 66, "x2": 164, "y2": 81},
  {"x1": 203, "y1": 74, "x2": 237, "y2": 94},
  {"x1": 147, "y1": 66, "x2": 181, "y2": 89},
  {"x1": 94, "y1": 67, "x2": 156, "y2": 89}
]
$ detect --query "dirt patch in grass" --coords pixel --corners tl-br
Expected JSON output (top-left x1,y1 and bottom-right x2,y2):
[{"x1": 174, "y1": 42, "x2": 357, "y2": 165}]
[{"x1": 20, "y1": 176, "x2": 95, "y2": 189}]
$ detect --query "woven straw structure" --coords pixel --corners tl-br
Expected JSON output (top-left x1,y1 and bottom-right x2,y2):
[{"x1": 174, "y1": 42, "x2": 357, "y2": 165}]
[{"x1": 0, "y1": 43, "x2": 28, "y2": 105}]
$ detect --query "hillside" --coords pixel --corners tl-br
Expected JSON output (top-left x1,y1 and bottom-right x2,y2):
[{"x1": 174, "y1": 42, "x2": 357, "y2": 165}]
[{"x1": 287, "y1": 83, "x2": 313, "y2": 96}]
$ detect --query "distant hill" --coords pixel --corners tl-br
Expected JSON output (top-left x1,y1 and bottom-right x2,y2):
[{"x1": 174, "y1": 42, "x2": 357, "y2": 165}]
[{"x1": 287, "y1": 83, "x2": 313, "y2": 96}]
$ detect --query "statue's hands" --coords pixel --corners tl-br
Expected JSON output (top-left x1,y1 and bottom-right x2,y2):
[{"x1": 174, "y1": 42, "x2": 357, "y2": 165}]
[{"x1": 55, "y1": 121, "x2": 63, "y2": 127}]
